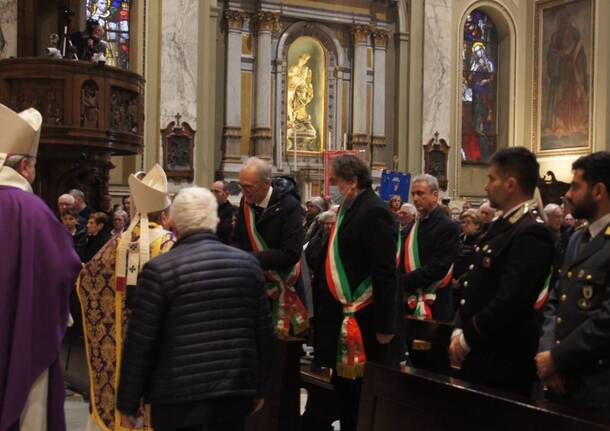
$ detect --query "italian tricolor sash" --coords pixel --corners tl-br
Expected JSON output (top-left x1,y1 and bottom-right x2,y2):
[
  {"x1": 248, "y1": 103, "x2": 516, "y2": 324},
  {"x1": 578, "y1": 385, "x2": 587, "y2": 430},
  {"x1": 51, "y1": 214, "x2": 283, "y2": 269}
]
[
  {"x1": 244, "y1": 204, "x2": 309, "y2": 335},
  {"x1": 403, "y1": 219, "x2": 453, "y2": 319},
  {"x1": 534, "y1": 271, "x2": 552, "y2": 310},
  {"x1": 325, "y1": 207, "x2": 374, "y2": 379}
]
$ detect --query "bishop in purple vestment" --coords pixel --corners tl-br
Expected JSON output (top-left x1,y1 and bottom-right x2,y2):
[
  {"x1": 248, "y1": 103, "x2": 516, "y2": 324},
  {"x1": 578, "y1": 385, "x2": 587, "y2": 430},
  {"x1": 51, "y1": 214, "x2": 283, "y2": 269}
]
[{"x1": 0, "y1": 104, "x2": 82, "y2": 431}]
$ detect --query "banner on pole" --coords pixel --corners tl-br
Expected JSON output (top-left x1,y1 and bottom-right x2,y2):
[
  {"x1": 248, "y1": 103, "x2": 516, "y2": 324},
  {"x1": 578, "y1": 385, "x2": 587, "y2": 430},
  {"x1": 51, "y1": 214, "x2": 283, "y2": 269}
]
[{"x1": 380, "y1": 170, "x2": 411, "y2": 202}]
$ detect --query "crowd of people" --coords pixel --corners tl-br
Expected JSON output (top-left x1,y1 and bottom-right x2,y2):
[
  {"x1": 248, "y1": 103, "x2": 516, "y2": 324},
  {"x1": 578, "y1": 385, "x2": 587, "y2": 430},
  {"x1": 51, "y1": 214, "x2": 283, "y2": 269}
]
[{"x1": 3, "y1": 102, "x2": 610, "y2": 431}]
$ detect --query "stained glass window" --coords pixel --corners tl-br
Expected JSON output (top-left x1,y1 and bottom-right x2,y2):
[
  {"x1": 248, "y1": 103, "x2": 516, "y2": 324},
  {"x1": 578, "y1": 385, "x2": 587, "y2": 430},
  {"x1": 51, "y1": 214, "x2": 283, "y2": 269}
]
[
  {"x1": 462, "y1": 10, "x2": 497, "y2": 164},
  {"x1": 86, "y1": 0, "x2": 130, "y2": 69}
]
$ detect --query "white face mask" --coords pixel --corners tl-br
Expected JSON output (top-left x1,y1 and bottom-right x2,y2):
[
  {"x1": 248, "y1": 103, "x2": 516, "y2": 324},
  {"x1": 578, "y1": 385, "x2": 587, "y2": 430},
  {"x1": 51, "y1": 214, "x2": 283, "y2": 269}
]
[{"x1": 329, "y1": 185, "x2": 345, "y2": 205}]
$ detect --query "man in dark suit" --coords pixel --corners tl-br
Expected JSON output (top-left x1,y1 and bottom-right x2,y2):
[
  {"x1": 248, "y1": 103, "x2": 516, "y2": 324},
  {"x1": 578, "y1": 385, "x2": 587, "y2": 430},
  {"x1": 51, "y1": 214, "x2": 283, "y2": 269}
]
[
  {"x1": 537, "y1": 152, "x2": 610, "y2": 419},
  {"x1": 315, "y1": 154, "x2": 403, "y2": 431},
  {"x1": 400, "y1": 174, "x2": 459, "y2": 321},
  {"x1": 450, "y1": 147, "x2": 554, "y2": 396},
  {"x1": 211, "y1": 180, "x2": 235, "y2": 244},
  {"x1": 233, "y1": 157, "x2": 308, "y2": 335}
]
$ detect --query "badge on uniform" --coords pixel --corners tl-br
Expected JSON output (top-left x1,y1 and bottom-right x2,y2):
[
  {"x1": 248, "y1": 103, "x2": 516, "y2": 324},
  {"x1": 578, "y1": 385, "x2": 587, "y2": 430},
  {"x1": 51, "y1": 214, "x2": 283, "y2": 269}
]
[
  {"x1": 578, "y1": 298, "x2": 592, "y2": 310},
  {"x1": 482, "y1": 256, "x2": 492, "y2": 268},
  {"x1": 582, "y1": 285, "x2": 593, "y2": 299}
]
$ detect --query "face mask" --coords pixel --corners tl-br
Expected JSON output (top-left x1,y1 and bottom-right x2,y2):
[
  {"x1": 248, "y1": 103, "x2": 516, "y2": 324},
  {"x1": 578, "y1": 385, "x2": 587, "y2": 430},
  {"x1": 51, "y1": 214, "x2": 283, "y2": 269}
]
[{"x1": 330, "y1": 185, "x2": 345, "y2": 205}]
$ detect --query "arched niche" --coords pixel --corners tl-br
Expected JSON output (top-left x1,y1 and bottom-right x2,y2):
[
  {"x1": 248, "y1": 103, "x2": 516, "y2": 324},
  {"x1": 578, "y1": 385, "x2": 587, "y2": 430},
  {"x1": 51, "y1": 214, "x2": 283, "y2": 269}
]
[
  {"x1": 455, "y1": 0, "x2": 517, "y2": 197},
  {"x1": 274, "y1": 22, "x2": 344, "y2": 164}
]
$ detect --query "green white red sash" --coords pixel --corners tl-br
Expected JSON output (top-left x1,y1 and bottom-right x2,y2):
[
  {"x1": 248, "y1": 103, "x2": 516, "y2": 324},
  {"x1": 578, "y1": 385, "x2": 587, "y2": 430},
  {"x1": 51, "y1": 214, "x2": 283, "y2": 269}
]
[
  {"x1": 325, "y1": 206, "x2": 373, "y2": 379},
  {"x1": 534, "y1": 271, "x2": 552, "y2": 310},
  {"x1": 244, "y1": 203, "x2": 308, "y2": 335},
  {"x1": 403, "y1": 219, "x2": 453, "y2": 319}
]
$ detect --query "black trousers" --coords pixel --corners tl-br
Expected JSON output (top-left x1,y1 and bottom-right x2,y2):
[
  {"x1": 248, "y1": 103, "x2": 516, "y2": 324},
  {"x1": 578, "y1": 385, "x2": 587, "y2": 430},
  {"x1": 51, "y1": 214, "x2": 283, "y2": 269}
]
[
  {"x1": 331, "y1": 374, "x2": 362, "y2": 431},
  {"x1": 152, "y1": 396, "x2": 253, "y2": 431}
]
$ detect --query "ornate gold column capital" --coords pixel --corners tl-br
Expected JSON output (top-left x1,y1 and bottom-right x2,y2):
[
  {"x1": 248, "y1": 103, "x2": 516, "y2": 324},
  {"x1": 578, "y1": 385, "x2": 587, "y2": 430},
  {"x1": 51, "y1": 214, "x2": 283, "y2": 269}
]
[
  {"x1": 253, "y1": 11, "x2": 281, "y2": 33},
  {"x1": 224, "y1": 10, "x2": 246, "y2": 30},
  {"x1": 372, "y1": 29, "x2": 389, "y2": 48},
  {"x1": 352, "y1": 24, "x2": 371, "y2": 44}
]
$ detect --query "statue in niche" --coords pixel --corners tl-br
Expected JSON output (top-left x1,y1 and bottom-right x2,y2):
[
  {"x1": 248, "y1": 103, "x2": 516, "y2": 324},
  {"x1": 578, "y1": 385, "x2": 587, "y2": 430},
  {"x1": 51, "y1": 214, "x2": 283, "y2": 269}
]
[{"x1": 287, "y1": 53, "x2": 317, "y2": 151}]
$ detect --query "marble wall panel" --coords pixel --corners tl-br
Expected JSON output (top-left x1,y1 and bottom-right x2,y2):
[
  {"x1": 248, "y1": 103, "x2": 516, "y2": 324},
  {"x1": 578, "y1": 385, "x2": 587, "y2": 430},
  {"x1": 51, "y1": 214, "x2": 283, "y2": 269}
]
[
  {"x1": 422, "y1": 0, "x2": 452, "y2": 144},
  {"x1": 0, "y1": 0, "x2": 17, "y2": 59},
  {"x1": 160, "y1": 0, "x2": 199, "y2": 128}
]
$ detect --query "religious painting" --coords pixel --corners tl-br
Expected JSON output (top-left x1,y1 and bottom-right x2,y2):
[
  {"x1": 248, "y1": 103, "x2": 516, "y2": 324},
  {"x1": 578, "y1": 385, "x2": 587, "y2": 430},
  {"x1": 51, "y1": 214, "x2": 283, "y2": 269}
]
[
  {"x1": 534, "y1": 0, "x2": 593, "y2": 155},
  {"x1": 461, "y1": 9, "x2": 498, "y2": 165},
  {"x1": 286, "y1": 36, "x2": 327, "y2": 154},
  {"x1": 86, "y1": 0, "x2": 131, "y2": 69}
]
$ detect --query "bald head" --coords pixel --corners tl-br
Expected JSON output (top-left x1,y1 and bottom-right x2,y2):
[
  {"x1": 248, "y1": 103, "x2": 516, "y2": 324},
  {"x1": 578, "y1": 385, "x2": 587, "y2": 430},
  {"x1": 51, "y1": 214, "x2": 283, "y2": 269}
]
[
  {"x1": 211, "y1": 180, "x2": 230, "y2": 204},
  {"x1": 58, "y1": 193, "x2": 75, "y2": 215},
  {"x1": 239, "y1": 157, "x2": 272, "y2": 205},
  {"x1": 478, "y1": 201, "x2": 496, "y2": 225}
]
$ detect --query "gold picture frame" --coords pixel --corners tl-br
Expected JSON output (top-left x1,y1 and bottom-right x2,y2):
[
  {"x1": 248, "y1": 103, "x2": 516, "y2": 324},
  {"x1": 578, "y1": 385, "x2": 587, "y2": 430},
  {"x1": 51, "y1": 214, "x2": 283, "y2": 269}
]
[{"x1": 532, "y1": 0, "x2": 594, "y2": 157}]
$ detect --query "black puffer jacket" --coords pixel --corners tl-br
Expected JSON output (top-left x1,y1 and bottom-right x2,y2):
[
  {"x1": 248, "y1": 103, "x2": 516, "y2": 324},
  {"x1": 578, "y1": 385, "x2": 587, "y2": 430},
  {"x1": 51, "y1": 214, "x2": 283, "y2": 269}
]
[{"x1": 117, "y1": 231, "x2": 273, "y2": 415}]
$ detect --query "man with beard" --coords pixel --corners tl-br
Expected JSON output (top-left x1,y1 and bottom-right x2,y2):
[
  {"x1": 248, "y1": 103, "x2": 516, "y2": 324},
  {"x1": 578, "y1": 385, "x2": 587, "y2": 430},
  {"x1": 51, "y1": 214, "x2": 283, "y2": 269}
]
[
  {"x1": 537, "y1": 152, "x2": 610, "y2": 419},
  {"x1": 449, "y1": 147, "x2": 554, "y2": 396}
]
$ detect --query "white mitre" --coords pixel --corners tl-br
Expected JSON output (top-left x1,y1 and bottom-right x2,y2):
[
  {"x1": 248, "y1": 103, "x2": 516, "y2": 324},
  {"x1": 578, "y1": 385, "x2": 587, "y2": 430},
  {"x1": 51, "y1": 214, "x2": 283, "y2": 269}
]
[
  {"x1": 0, "y1": 104, "x2": 42, "y2": 170},
  {"x1": 116, "y1": 164, "x2": 171, "y2": 288},
  {"x1": 0, "y1": 104, "x2": 43, "y2": 191}
]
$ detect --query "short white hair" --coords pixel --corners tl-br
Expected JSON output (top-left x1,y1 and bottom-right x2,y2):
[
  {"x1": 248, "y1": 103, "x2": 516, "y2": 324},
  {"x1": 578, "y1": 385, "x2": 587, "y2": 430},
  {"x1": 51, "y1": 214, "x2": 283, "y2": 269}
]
[
  {"x1": 241, "y1": 157, "x2": 272, "y2": 182},
  {"x1": 544, "y1": 203, "x2": 561, "y2": 216},
  {"x1": 399, "y1": 203, "x2": 416, "y2": 215},
  {"x1": 412, "y1": 174, "x2": 439, "y2": 192},
  {"x1": 170, "y1": 187, "x2": 218, "y2": 235},
  {"x1": 58, "y1": 193, "x2": 75, "y2": 204}
]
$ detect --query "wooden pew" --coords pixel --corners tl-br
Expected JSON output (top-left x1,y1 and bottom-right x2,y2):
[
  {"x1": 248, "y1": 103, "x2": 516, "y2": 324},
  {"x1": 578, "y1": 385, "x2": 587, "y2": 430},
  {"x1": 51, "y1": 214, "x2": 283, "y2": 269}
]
[
  {"x1": 246, "y1": 335, "x2": 303, "y2": 431},
  {"x1": 300, "y1": 364, "x2": 339, "y2": 430},
  {"x1": 405, "y1": 316, "x2": 453, "y2": 375},
  {"x1": 358, "y1": 362, "x2": 610, "y2": 431}
]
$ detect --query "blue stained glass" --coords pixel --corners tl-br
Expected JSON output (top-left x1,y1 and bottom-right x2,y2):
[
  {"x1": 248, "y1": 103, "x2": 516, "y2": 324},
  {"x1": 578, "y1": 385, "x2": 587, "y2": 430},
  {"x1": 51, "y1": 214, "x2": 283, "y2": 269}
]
[{"x1": 461, "y1": 9, "x2": 498, "y2": 164}]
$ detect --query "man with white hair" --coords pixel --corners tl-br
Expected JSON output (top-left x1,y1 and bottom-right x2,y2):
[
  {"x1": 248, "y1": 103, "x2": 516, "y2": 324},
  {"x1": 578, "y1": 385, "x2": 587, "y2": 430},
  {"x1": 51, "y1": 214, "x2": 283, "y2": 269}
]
[
  {"x1": 0, "y1": 104, "x2": 82, "y2": 430},
  {"x1": 78, "y1": 164, "x2": 175, "y2": 431},
  {"x1": 478, "y1": 200, "x2": 496, "y2": 235},
  {"x1": 57, "y1": 192, "x2": 75, "y2": 215},
  {"x1": 233, "y1": 157, "x2": 308, "y2": 336},
  {"x1": 117, "y1": 187, "x2": 273, "y2": 431},
  {"x1": 400, "y1": 174, "x2": 459, "y2": 321},
  {"x1": 397, "y1": 203, "x2": 417, "y2": 233}
]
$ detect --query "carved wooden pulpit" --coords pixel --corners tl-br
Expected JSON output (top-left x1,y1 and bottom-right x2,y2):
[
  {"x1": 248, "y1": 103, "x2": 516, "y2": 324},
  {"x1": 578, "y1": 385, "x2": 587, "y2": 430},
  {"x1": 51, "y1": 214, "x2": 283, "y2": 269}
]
[
  {"x1": 423, "y1": 131, "x2": 450, "y2": 192},
  {"x1": 161, "y1": 113, "x2": 196, "y2": 182},
  {"x1": 0, "y1": 57, "x2": 145, "y2": 209}
]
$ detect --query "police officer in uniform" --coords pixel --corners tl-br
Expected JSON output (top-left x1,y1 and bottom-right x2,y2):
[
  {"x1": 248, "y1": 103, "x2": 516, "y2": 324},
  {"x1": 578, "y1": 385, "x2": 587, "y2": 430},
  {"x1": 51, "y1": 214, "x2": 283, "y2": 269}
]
[
  {"x1": 537, "y1": 152, "x2": 610, "y2": 419},
  {"x1": 449, "y1": 147, "x2": 554, "y2": 396}
]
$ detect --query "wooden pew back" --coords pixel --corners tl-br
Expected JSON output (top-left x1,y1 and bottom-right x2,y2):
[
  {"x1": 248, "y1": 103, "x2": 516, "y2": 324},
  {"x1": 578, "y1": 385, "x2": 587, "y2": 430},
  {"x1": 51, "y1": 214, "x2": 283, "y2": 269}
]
[{"x1": 358, "y1": 362, "x2": 610, "y2": 431}]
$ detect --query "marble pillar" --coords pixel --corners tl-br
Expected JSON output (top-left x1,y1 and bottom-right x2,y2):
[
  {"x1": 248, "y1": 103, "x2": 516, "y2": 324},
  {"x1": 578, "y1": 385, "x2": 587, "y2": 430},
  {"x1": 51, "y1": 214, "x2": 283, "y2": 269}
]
[
  {"x1": 351, "y1": 24, "x2": 370, "y2": 156},
  {"x1": 0, "y1": 0, "x2": 17, "y2": 59},
  {"x1": 160, "y1": 0, "x2": 199, "y2": 130},
  {"x1": 252, "y1": 11, "x2": 279, "y2": 160},
  {"x1": 372, "y1": 29, "x2": 389, "y2": 168},
  {"x1": 422, "y1": 0, "x2": 452, "y2": 146},
  {"x1": 222, "y1": 10, "x2": 245, "y2": 163}
]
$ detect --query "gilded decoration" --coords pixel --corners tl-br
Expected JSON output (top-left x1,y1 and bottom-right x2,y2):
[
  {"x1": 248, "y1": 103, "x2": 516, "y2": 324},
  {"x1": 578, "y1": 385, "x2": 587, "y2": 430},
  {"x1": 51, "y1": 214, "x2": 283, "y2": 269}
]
[
  {"x1": 253, "y1": 11, "x2": 280, "y2": 33},
  {"x1": 225, "y1": 10, "x2": 245, "y2": 30},
  {"x1": 352, "y1": 24, "x2": 371, "y2": 44},
  {"x1": 286, "y1": 36, "x2": 327, "y2": 153},
  {"x1": 372, "y1": 29, "x2": 389, "y2": 48}
]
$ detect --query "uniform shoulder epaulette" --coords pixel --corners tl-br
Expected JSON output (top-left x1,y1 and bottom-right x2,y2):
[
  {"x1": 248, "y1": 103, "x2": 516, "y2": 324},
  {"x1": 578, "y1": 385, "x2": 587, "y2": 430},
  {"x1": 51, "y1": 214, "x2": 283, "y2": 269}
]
[{"x1": 605, "y1": 226, "x2": 610, "y2": 237}]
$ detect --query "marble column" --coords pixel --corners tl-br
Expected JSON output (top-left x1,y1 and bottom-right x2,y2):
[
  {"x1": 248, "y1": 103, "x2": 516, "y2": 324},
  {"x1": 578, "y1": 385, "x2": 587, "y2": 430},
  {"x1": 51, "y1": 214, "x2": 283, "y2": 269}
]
[
  {"x1": 372, "y1": 29, "x2": 389, "y2": 168},
  {"x1": 160, "y1": 0, "x2": 199, "y2": 130},
  {"x1": 222, "y1": 10, "x2": 245, "y2": 163},
  {"x1": 422, "y1": 0, "x2": 452, "y2": 148},
  {"x1": 350, "y1": 24, "x2": 371, "y2": 157},
  {"x1": 252, "y1": 11, "x2": 279, "y2": 160}
]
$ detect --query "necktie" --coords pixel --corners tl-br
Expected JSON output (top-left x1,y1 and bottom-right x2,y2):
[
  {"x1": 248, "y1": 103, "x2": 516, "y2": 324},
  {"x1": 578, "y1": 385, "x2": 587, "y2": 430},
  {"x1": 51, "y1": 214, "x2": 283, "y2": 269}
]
[{"x1": 253, "y1": 205, "x2": 264, "y2": 218}]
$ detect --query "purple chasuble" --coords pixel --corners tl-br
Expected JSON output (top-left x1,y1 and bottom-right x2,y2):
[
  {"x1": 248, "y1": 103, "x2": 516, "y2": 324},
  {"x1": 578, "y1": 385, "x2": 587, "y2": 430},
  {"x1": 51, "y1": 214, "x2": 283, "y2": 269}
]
[{"x1": 0, "y1": 186, "x2": 82, "y2": 431}]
